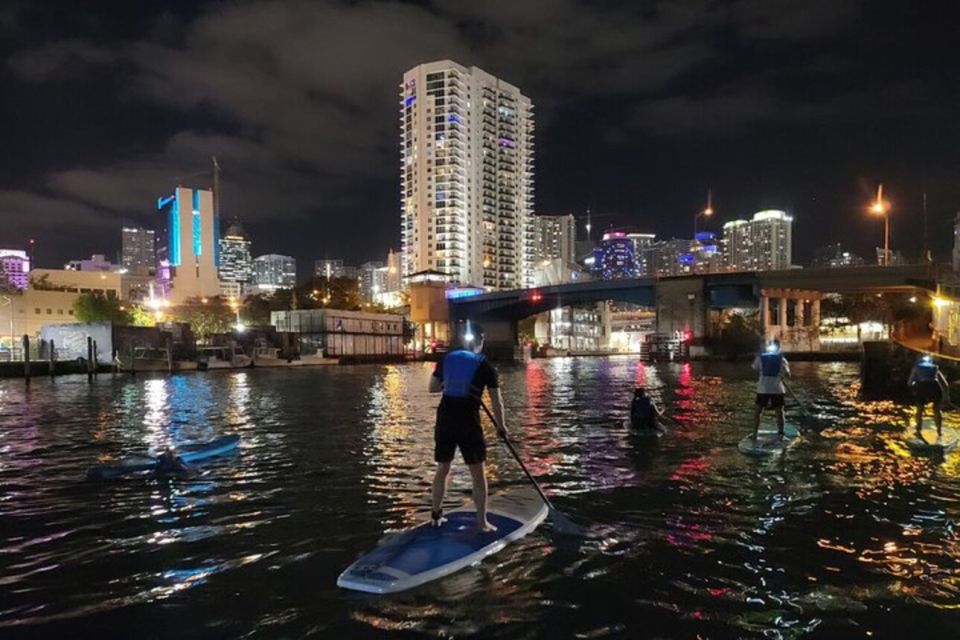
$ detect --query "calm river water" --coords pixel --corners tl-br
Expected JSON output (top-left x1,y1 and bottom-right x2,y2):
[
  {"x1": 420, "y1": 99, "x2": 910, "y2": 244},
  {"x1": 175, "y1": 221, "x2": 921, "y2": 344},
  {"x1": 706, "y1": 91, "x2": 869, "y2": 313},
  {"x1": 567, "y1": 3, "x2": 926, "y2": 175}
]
[{"x1": 1, "y1": 358, "x2": 959, "y2": 639}]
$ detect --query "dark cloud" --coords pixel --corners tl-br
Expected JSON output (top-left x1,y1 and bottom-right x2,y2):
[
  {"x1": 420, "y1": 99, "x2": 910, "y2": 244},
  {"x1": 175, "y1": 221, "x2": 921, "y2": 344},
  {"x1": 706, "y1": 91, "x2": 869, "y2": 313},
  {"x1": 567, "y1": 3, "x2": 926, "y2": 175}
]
[{"x1": 1, "y1": 0, "x2": 958, "y2": 269}]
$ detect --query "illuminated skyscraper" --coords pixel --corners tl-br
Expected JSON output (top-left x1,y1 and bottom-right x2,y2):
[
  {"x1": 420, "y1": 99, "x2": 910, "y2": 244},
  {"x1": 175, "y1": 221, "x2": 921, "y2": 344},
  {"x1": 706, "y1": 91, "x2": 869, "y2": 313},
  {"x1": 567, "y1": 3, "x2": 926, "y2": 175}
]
[
  {"x1": 533, "y1": 214, "x2": 576, "y2": 265},
  {"x1": 721, "y1": 209, "x2": 793, "y2": 272},
  {"x1": 592, "y1": 230, "x2": 638, "y2": 280},
  {"x1": 253, "y1": 254, "x2": 296, "y2": 292},
  {"x1": 121, "y1": 227, "x2": 155, "y2": 273},
  {"x1": 156, "y1": 187, "x2": 221, "y2": 303},
  {"x1": 218, "y1": 221, "x2": 252, "y2": 298},
  {"x1": 400, "y1": 60, "x2": 535, "y2": 289}
]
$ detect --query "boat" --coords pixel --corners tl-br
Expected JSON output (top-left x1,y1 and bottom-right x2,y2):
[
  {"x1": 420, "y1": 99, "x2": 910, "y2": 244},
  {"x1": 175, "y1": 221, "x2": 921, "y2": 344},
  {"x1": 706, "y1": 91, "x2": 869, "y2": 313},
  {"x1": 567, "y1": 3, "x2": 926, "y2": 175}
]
[
  {"x1": 196, "y1": 345, "x2": 252, "y2": 370},
  {"x1": 337, "y1": 488, "x2": 547, "y2": 594},
  {"x1": 117, "y1": 346, "x2": 198, "y2": 372},
  {"x1": 87, "y1": 434, "x2": 241, "y2": 479}
]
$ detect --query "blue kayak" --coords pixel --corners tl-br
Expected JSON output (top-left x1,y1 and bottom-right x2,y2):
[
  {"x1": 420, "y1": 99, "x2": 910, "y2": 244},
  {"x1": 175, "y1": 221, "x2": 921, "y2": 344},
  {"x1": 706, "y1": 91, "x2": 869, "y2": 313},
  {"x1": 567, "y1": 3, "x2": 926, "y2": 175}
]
[
  {"x1": 338, "y1": 488, "x2": 547, "y2": 594},
  {"x1": 87, "y1": 434, "x2": 241, "y2": 479}
]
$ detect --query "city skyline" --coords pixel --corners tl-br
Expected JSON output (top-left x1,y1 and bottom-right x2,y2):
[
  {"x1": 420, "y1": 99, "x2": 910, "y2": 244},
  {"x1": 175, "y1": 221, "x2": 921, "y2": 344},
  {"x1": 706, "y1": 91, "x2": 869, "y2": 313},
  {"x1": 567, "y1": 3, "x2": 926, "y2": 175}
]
[{"x1": 1, "y1": 2, "x2": 959, "y2": 271}]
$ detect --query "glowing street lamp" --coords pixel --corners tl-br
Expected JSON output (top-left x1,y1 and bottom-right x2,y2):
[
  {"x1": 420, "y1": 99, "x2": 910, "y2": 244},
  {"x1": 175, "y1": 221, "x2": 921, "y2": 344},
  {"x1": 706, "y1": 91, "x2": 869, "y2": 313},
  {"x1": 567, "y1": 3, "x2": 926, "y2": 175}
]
[
  {"x1": 694, "y1": 188, "x2": 713, "y2": 236},
  {"x1": 870, "y1": 184, "x2": 890, "y2": 266}
]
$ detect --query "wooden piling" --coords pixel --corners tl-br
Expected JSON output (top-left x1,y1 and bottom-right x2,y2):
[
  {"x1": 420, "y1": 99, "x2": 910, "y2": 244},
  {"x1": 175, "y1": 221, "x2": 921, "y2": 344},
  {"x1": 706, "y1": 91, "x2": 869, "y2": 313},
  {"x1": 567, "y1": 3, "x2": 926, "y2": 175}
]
[
  {"x1": 49, "y1": 339, "x2": 55, "y2": 378},
  {"x1": 87, "y1": 336, "x2": 94, "y2": 382},
  {"x1": 92, "y1": 339, "x2": 98, "y2": 376},
  {"x1": 22, "y1": 335, "x2": 30, "y2": 384},
  {"x1": 165, "y1": 335, "x2": 174, "y2": 373}
]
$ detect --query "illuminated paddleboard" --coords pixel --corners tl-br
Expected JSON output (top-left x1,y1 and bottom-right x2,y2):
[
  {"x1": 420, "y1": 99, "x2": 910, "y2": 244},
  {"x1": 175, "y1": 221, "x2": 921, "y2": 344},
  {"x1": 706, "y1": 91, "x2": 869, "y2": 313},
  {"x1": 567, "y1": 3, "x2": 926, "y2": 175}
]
[{"x1": 337, "y1": 488, "x2": 547, "y2": 594}]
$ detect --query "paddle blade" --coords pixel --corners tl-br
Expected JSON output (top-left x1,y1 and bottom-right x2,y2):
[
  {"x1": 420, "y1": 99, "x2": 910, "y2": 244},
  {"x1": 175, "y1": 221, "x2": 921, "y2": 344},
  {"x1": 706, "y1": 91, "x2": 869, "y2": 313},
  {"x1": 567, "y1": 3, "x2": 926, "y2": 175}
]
[{"x1": 549, "y1": 509, "x2": 587, "y2": 537}]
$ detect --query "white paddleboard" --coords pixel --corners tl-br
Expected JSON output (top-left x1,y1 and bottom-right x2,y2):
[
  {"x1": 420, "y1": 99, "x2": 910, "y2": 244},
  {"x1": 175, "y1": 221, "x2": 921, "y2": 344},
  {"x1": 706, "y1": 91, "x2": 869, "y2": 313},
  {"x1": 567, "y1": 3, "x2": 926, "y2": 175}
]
[
  {"x1": 337, "y1": 488, "x2": 547, "y2": 594},
  {"x1": 906, "y1": 425, "x2": 959, "y2": 454},
  {"x1": 738, "y1": 431, "x2": 797, "y2": 457}
]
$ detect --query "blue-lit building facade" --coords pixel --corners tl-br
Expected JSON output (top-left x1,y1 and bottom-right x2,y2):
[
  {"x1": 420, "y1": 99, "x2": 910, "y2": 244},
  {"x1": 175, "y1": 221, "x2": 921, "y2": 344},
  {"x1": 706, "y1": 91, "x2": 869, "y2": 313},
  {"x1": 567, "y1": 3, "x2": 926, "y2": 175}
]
[
  {"x1": 156, "y1": 187, "x2": 221, "y2": 304},
  {"x1": 592, "y1": 230, "x2": 639, "y2": 280}
]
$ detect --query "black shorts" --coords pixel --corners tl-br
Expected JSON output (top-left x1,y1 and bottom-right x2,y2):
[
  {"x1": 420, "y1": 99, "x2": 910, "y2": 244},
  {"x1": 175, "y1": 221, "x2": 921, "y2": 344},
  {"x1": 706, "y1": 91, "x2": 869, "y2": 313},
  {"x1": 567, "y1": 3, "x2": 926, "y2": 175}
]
[
  {"x1": 914, "y1": 381, "x2": 943, "y2": 404},
  {"x1": 755, "y1": 393, "x2": 785, "y2": 409},
  {"x1": 435, "y1": 399, "x2": 486, "y2": 465}
]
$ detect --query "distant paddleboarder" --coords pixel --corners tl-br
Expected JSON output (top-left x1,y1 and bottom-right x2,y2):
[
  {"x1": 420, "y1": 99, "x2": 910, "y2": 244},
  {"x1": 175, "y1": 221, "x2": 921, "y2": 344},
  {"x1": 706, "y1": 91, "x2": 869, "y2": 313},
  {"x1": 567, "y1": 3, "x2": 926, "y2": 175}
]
[
  {"x1": 908, "y1": 353, "x2": 949, "y2": 439},
  {"x1": 751, "y1": 339, "x2": 791, "y2": 441},
  {"x1": 629, "y1": 387, "x2": 665, "y2": 432},
  {"x1": 429, "y1": 323, "x2": 507, "y2": 532}
]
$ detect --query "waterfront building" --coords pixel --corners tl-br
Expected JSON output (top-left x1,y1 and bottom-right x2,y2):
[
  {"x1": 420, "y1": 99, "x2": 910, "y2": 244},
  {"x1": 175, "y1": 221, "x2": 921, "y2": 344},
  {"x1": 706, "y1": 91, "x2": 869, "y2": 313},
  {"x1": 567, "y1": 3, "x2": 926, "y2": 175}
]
[
  {"x1": 400, "y1": 60, "x2": 535, "y2": 290},
  {"x1": 0, "y1": 250, "x2": 30, "y2": 290},
  {"x1": 385, "y1": 249, "x2": 402, "y2": 292},
  {"x1": 592, "y1": 230, "x2": 638, "y2": 280},
  {"x1": 627, "y1": 233, "x2": 656, "y2": 255},
  {"x1": 535, "y1": 304, "x2": 606, "y2": 352},
  {"x1": 721, "y1": 209, "x2": 793, "y2": 272},
  {"x1": 29, "y1": 268, "x2": 154, "y2": 302},
  {"x1": 875, "y1": 247, "x2": 906, "y2": 266},
  {"x1": 533, "y1": 214, "x2": 576, "y2": 265},
  {"x1": 65, "y1": 254, "x2": 115, "y2": 272},
  {"x1": 0, "y1": 289, "x2": 82, "y2": 347},
  {"x1": 271, "y1": 308, "x2": 404, "y2": 358},
  {"x1": 121, "y1": 227, "x2": 155, "y2": 273},
  {"x1": 252, "y1": 254, "x2": 296, "y2": 293},
  {"x1": 156, "y1": 187, "x2": 221, "y2": 304},
  {"x1": 219, "y1": 221, "x2": 253, "y2": 298}
]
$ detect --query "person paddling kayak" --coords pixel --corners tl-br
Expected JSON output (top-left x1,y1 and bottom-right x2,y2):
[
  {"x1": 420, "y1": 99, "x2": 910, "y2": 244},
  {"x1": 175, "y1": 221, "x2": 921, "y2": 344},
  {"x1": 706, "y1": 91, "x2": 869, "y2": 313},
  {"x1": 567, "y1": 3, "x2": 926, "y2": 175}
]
[
  {"x1": 908, "y1": 353, "x2": 949, "y2": 439},
  {"x1": 630, "y1": 387, "x2": 665, "y2": 432},
  {"x1": 155, "y1": 448, "x2": 194, "y2": 475},
  {"x1": 752, "y1": 339, "x2": 791, "y2": 441},
  {"x1": 428, "y1": 322, "x2": 508, "y2": 532}
]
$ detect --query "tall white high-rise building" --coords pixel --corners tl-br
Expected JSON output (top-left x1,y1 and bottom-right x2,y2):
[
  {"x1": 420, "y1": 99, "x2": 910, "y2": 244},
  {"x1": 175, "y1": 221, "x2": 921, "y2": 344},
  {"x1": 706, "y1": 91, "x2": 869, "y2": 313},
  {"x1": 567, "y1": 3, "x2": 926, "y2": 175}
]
[
  {"x1": 533, "y1": 214, "x2": 576, "y2": 265},
  {"x1": 720, "y1": 209, "x2": 793, "y2": 272},
  {"x1": 219, "y1": 221, "x2": 253, "y2": 298},
  {"x1": 400, "y1": 60, "x2": 535, "y2": 290}
]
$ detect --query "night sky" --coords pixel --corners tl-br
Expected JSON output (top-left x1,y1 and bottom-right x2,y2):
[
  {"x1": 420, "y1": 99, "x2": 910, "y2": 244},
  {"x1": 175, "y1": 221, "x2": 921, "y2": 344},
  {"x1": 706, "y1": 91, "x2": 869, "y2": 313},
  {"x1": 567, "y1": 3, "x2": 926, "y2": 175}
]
[{"x1": 1, "y1": 1, "x2": 958, "y2": 274}]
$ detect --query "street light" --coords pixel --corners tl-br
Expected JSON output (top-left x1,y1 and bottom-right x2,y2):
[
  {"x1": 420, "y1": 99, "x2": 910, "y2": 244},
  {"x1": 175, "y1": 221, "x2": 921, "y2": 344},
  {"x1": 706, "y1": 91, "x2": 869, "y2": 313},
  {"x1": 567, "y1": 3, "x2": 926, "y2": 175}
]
[
  {"x1": 870, "y1": 184, "x2": 890, "y2": 266},
  {"x1": 694, "y1": 188, "x2": 713, "y2": 236}
]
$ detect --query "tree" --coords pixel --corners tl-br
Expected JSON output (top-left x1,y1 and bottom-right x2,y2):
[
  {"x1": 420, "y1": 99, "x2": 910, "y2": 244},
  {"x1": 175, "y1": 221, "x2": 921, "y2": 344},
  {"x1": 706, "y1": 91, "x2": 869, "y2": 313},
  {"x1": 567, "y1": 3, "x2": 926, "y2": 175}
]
[
  {"x1": 242, "y1": 294, "x2": 273, "y2": 326},
  {"x1": 73, "y1": 293, "x2": 131, "y2": 324},
  {"x1": 169, "y1": 297, "x2": 235, "y2": 342},
  {"x1": 713, "y1": 310, "x2": 761, "y2": 358},
  {"x1": 128, "y1": 305, "x2": 156, "y2": 327}
]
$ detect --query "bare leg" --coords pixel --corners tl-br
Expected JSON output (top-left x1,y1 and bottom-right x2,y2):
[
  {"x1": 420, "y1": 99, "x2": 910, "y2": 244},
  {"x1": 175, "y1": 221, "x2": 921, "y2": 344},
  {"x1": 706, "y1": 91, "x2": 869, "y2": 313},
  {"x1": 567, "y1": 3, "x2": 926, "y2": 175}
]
[
  {"x1": 934, "y1": 403, "x2": 943, "y2": 436},
  {"x1": 752, "y1": 405, "x2": 762, "y2": 439},
  {"x1": 432, "y1": 462, "x2": 451, "y2": 524},
  {"x1": 776, "y1": 406, "x2": 785, "y2": 437},
  {"x1": 915, "y1": 403, "x2": 924, "y2": 435},
  {"x1": 467, "y1": 462, "x2": 495, "y2": 532}
]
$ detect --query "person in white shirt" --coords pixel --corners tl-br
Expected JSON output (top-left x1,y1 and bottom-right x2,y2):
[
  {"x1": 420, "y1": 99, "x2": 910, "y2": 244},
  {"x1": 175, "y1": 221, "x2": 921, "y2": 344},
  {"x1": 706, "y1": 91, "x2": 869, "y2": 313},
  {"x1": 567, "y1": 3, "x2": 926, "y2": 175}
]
[{"x1": 752, "y1": 339, "x2": 791, "y2": 440}]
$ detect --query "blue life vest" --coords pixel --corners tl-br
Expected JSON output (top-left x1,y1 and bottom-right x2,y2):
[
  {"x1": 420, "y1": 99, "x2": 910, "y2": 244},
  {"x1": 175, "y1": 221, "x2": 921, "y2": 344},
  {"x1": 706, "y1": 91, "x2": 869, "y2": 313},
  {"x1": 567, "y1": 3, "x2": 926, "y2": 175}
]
[
  {"x1": 915, "y1": 361, "x2": 938, "y2": 383},
  {"x1": 760, "y1": 352, "x2": 783, "y2": 377},
  {"x1": 442, "y1": 349, "x2": 485, "y2": 399}
]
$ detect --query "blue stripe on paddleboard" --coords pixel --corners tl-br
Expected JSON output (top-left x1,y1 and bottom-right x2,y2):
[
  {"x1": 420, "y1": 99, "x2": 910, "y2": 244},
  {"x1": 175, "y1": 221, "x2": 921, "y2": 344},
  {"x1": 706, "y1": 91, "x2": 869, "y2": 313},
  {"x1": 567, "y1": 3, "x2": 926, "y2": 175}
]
[{"x1": 344, "y1": 512, "x2": 523, "y2": 580}]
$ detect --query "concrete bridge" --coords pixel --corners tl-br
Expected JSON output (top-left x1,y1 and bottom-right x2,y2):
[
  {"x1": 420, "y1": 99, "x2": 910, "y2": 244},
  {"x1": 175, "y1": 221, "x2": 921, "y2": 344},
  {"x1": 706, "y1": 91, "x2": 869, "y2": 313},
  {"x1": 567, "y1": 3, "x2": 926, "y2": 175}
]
[{"x1": 449, "y1": 265, "x2": 937, "y2": 359}]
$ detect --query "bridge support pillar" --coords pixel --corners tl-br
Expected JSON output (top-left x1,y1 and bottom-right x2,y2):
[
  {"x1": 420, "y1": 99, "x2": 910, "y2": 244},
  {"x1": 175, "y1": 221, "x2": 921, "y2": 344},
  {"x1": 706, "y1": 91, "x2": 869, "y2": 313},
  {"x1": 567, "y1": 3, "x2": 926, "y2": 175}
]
[
  {"x1": 655, "y1": 277, "x2": 707, "y2": 353},
  {"x1": 481, "y1": 319, "x2": 519, "y2": 361},
  {"x1": 761, "y1": 289, "x2": 822, "y2": 352}
]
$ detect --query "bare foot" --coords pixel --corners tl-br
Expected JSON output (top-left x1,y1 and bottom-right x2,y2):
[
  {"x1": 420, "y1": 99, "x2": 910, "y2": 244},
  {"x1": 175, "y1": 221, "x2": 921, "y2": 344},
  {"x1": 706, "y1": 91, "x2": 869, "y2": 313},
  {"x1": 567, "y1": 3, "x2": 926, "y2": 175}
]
[{"x1": 477, "y1": 520, "x2": 497, "y2": 533}]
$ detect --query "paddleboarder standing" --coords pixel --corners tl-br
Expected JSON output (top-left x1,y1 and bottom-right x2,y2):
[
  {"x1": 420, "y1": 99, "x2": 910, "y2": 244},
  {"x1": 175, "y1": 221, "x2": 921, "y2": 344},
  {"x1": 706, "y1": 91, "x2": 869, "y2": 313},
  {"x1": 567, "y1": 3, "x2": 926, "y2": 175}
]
[
  {"x1": 752, "y1": 339, "x2": 791, "y2": 441},
  {"x1": 429, "y1": 323, "x2": 507, "y2": 532},
  {"x1": 908, "y1": 353, "x2": 949, "y2": 438}
]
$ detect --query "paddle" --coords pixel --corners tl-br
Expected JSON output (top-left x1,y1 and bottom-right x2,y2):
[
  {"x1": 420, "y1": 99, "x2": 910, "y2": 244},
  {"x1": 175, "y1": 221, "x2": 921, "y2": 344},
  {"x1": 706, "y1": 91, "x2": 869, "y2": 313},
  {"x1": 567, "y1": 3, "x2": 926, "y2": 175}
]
[{"x1": 480, "y1": 400, "x2": 585, "y2": 536}]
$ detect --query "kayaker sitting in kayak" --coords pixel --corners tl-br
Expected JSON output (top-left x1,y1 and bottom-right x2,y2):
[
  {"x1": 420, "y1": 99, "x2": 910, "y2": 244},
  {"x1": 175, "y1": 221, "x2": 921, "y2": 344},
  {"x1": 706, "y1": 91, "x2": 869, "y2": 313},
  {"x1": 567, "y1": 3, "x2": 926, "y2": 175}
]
[
  {"x1": 155, "y1": 448, "x2": 194, "y2": 475},
  {"x1": 630, "y1": 387, "x2": 664, "y2": 432}
]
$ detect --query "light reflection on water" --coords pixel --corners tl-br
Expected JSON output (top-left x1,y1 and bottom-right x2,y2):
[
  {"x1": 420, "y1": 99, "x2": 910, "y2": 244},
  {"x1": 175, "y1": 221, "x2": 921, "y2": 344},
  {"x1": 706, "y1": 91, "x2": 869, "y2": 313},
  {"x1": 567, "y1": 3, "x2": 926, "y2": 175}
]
[{"x1": 2, "y1": 359, "x2": 960, "y2": 637}]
